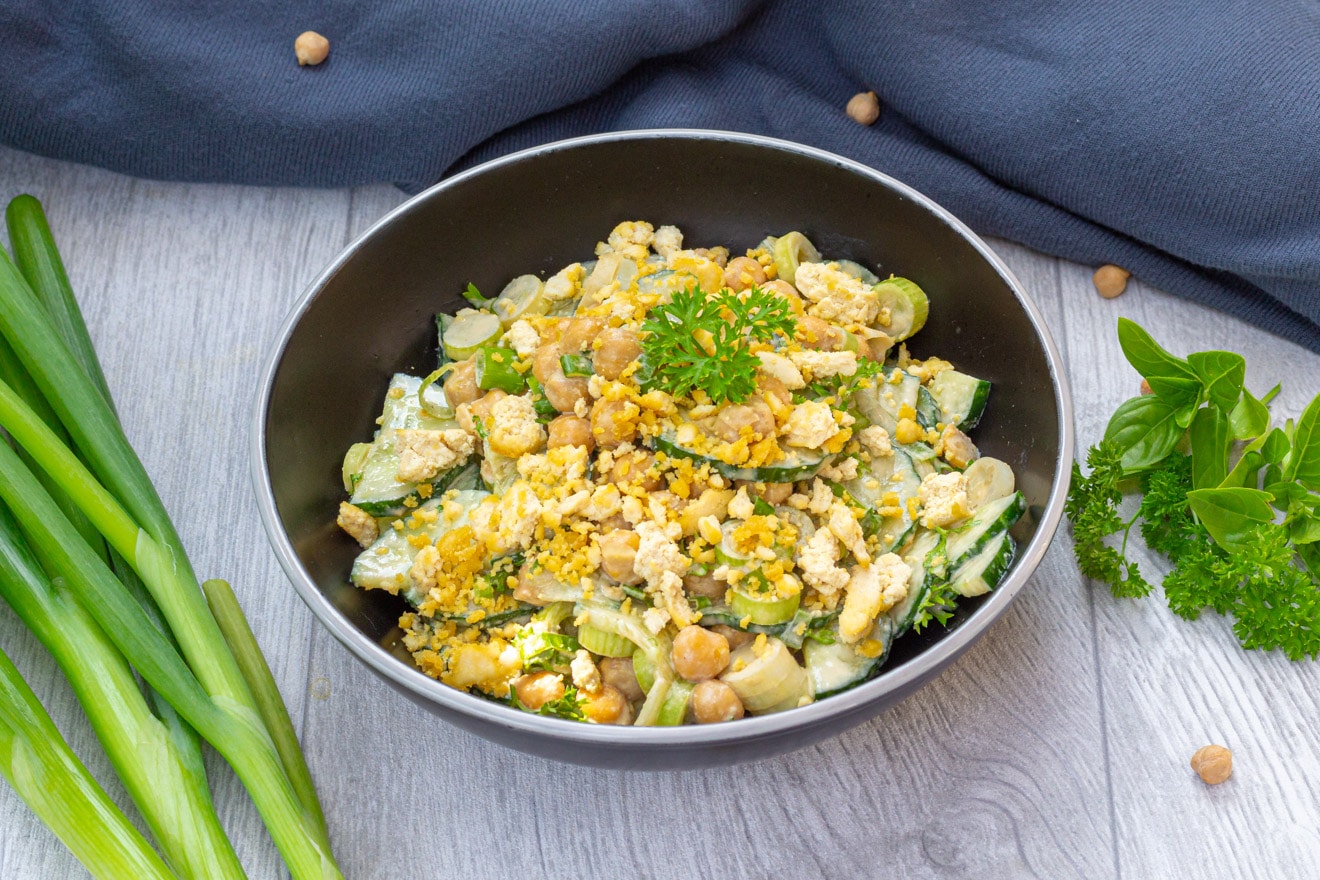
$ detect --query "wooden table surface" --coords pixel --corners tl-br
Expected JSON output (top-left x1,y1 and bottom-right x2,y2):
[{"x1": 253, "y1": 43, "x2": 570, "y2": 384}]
[{"x1": 0, "y1": 143, "x2": 1317, "y2": 880}]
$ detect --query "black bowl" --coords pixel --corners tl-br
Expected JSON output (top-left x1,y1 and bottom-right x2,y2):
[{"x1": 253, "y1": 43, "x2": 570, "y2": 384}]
[{"x1": 253, "y1": 130, "x2": 1073, "y2": 769}]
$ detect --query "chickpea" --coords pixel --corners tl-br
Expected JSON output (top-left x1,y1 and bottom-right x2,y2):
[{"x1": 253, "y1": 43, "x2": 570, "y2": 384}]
[
  {"x1": 532, "y1": 343, "x2": 563, "y2": 385},
  {"x1": 594, "y1": 328, "x2": 641, "y2": 380},
  {"x1": 582, "y1": 685, "x2": 634, "y2": 725},
  {"x1": 599, "y1": 656, "x2": 645, "y2": 703},
  {"x1": 846, "y1": 91, "x2": 880, "y2": 126},
  {"x1": 547, "y1": 414, "x2": 595, "y2": 451},
  {"x1": 757, "y1": 482, "x2": 793, "y2": 505},
  {"x1": 758, "y1": 375, "x2": 791, "y2": 408},
  {"x1": 466, "y1": 389, "x2": 507, "y2": 435},
  {"x1": 711, "y1": 625, "x2": 754, "y2": 652},
  {"x1": 591, "y1": 399, "x2": 639, "y2": 447},
  {"x1": 683, "y1": 571, "x2": 725, "y2": 601},
  {"x1": 724, "y1": 256, "x2": 767, "y2": 292},
  {"x1": 796, "y1": 315, "x2": 845, "y2": 350},
  {"x1": 598, "y1": 529, "x2": 642, "y2": 584},
  {"x1": 691, "y1": 679, "x2": 745, "y2": 723},
  {"x1": 672, "y1": 626, "x2": 731, "y2": 682},
  {"x1": 513, "y1": 672, "x2": 564, "y2": 710},
  {"x1": 712, "y1": 400, "x2": 775, "y2": 443},
  {"x1": 605, "y1": 450, "x2": 662, "y2": 490},
  {"x1": 442, "y1": 358, "x2": 481, "y2": 407},
  {"x1": 544, "y1": 372, "x2": 590, "y2": 414},
  {"x1": 763, "y1": 279, "x2": 806, "y2": 316},
  {"x1": 1093, "y1": 264, "x2": 1130, "y2": 298},
  {"x1": 560, "y1": 317, "x2": 605, "y2": 353},
  {"x1": 294, "y1": 31, "x2": 330, "y2": 66},
  {"x1": 1190, "y1": 744, "x2": 1232, "y2": 785}
]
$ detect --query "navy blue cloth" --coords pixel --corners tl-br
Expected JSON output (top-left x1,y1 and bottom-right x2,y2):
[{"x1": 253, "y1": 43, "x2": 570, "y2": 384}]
[{"x1": 3, "y1": 1, "x2": 1318, "y2": 350}]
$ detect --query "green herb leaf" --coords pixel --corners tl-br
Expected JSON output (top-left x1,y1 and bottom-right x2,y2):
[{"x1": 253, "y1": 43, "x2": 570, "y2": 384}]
[
  {"x1": 1189, "y1": 405, "x2": 1229, "y2": 489},
  {"x1": 1229, "y1": 385, "x2": 1271, "y2": 440},
  {"x1": 1065, "y1": 442, "x2": 1152, "y2": 597},
  {"x1": 1284, "y1": 392, "x2": 1320, "y2": 489},
  {"x1": 1186, "y1": 487, "x2": 1276, "y2": 552},
  {"x1": 1188, "y1": 350, "x2": 1246, "y2": 413},
  {"x1": 1221, "y1": 449, "x2": 1263, "y2": 490},
  {"x1": 1104, "y1": 395, "x2": 1183, "y2": 472},
  {"x1": 1146, "y1": 375, "x2": 1202, "y2": 410},
  {"x1": 461, "y1": 282, "x2": 490, "y2": 307},
  {"x1": 637, "y1": 284, "x2": 796, "y2": 405},
  {"x1": 1117, "y1": 318, "x2": 1199, "y2": 382}
]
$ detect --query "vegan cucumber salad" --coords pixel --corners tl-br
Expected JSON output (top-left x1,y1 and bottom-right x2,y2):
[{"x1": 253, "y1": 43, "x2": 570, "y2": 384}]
[{"x1": 335, "y1": 221, "x2": 1022, "y2": 726}]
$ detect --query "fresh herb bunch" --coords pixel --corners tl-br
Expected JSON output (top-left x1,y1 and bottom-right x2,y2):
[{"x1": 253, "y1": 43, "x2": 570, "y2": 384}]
[
  {"x1": 637, "y1": 284, "x2": 796, "y2": 404},
  {"x1": 1068, "y1": 318, "x2": 1320, "y2": 659}
]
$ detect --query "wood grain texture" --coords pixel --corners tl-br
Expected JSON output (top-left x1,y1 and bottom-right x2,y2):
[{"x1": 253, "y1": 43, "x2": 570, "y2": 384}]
[{"x1": 0, "y1": 144, "x2": 1314, "y2": 880}]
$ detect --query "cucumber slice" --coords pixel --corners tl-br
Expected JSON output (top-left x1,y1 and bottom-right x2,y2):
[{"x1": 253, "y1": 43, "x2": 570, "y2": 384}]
[
  {"x1": 963, "y1": 456, "x2": 1016, "y2": 510},
  {"x1": 772, "y1": 231, "x2": 820, "y2": 285},
  {"x1": 888, "y1": 530, "x2": 947, "y2": 636},
  {"x1": 349, "y1": 489, "x2": 490, "y2": 604},
  {"x1": 850, "y1": 368, "x2": 921, "y2": 434},
  {"x1": 342, "y1": 442, "x2": 372, "y2": 492},
  {"x1": 442, "y1": 310, "x2": 502, "y2": 362},
  {"x1": 949, "y1": 533, "x2": 1017, "y2": 598},
  {"x1": 730, "y1": 588, "x2": 800, "y2": 626},
  {"x1": 577, "y1": 624, "x2": 636, "y2": 658},
  {"x1": 650, "y1": 434, "x2": 827, "y2": 483},
  {"x1": 655, "y1": 680, "x2": 694, "y2": 726},
  {"x1": 845, "y1": 447, "x2": 922, "y2": 553},
  {"x1": 834, "y1": 259, "x2": 879, "y2": 285},
  {"x1": 492, "y1": 274, "x2": 548, "y2": 327},
  {"x1": 804, "y1": 616, "x2": 892, "y2": 698},
  {"x1": 944, "y1": 491, "x2": 1026, "y2": 567},
  {"x1": 714, "y1": 520, "x2": 753, "y2": 566},
  {"x1": 916, "y1": 386, "x2": 941, "y2": 429},
  {"x1": 928, "y1": 369, "x2": 992, "y2": 429},
  {"x1": 872, "y1": 277, "x2": 928, "y2": 341},
  {"x1": 350, "y1": 455, "x2": 479, "y2": 516},
  {"x1": 632, "y1": 650, "x2": 656, "y2": 694}
]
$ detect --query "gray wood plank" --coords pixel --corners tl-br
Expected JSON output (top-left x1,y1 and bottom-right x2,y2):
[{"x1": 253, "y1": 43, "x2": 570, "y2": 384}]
[
  {"x1": 1055, "y1": 260, "x2": 1320, "y2": 879},
  {"x1": 0, "y1": 146, "x2": 353, "y2": 878},
  {"x1": 295, "y1": 225, "x2": 1113, "y2": 879}
]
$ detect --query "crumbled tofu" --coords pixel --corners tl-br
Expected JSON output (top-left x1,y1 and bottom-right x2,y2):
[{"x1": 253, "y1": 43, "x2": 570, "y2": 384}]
[
  {"x1": 818, "y1": 457, "x2": 859, "y2": 482},
  {"x1": 394, "y1": 428, "x2": 474, "y2": 483},
  {"x1": 839, "y1": 553, "x2": 911, "y2": 643},
  {"x1": 471, "y1": 481, "x2": 543, "y2": 554},
  {"x1": 542, "y1": 263, "x2": 584, "y2": 302},
  {"x1": 598, "y1": 220, "x2": 654, "y2": 262},
  {"x1": 858, "y1": 425, "x2": 893, "y2": 458},
  {"x1": 653, "y1": 569, "x2": 697, "y2": 629},
  {"x1": 807, "y1": 478, "x2": 834, "y2": 515},
  {"x1": 756, "y1": 351, "x2": 806, "y2": 390},
  {"x1": 918, "y1": 471, "x2": 971, "y2": 528},
  {"x1": 570, "y1": 649, "x2": 602, "y2": 694},
  {"x1": 582, "y1": 483, "x2": 623, "y2": 521},
  {"x1": 941, "y1": 424, "x2": 979, "y2": 469},
  {"x1": 827, "y1": 502, "x2": 869, "y2": 563},
  {"x1": 633, "y1": 521, "x2": 690, "y2": 585},
  {"x1": 504, "y1": 320, "x2": 540, "y2": 358},
  {"x1": 652, "y1": 225, "x2": 684, "y2": 258},
  {"x1": 793, "y1": 262, "x2": 880, "y2": 326},
  {"x1": 336, "y1": 502, "x2": 379, "y2": 548},
  {"x1": 782, "y1": 401, "x2": 842, "y2": 448},
  {"x1": 409, "y1": 544, "x2": 443, "y2": 593},
  {"x1": 788, "y1": 349, "x2": 858, "y2": 380},
  {"x1": 642, "y1": 605, "x2": 671, "y2": 634},
  {"x1": 797, "y1": 528, "x2": 849, "y2": 599},
  {"x1": 487, "y1": 394, "x2": 546, "y2": 459},
  {"x1": 727, "y1": 486, "x2": 755, "y2": 521}
]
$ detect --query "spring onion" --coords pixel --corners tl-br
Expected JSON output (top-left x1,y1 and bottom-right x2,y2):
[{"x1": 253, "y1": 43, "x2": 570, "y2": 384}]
[
  {"x1": 559, "y1": 353, "x2": 594, "y2": 378},
  {"x1": 474, "y1": 346, "x2": 527, "y2": 393}
]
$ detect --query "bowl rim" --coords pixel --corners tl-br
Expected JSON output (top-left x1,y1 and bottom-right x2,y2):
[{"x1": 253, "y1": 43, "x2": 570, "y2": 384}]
[{"x1": 251, "y1": 128, "x2": 1075, "y2": 748}]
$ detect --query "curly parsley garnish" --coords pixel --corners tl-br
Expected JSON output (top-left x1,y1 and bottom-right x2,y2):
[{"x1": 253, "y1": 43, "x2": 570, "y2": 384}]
[
  {"x1": 637, "y1": 284, "x2": 796, "y2": 405},
  {"x1": 1067, "y1": 318, "x2": 1320, "y2": 659}
]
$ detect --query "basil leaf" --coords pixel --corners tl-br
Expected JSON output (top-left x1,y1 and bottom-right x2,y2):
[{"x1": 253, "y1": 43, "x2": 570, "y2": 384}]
[
  {"x1": 1221, "y1": 449, "x2": 1263, "y2": 490},
  {"x1": 1104, "y1": 395, "x2": 1183, "y2": 473},
  {"x1": 1117, "y1": 318, "x2": 1198, "y2": 382},
  {"x1": 1289, "y1": 509, "x2": 1320, "y2": 545},
  {"x1": 1299, "y1": 542, "x2": 1320, "y2": 579},
  {"x1": 1228, "y1": 385, "x2": 1271, "y2": 440},
  {"x1": 1189, "y1": 406, "x2": 1229, "y2": 489},
  {"x1": 1146, "y1": 375, "x2": 1201, "y2": 410},
  {"x1": 1187, "y1": 487, "x2": 1276, "y2": 551},
  {"x1": 1188, "y1": 351, "x2": 1246, "y2": 413},
  {"x1": 1284, "y1": 392, "x2": 1320, "y2": 490},
  {"x1": 1261, "y1": 427, "x2": 1290, "y2": 465}
]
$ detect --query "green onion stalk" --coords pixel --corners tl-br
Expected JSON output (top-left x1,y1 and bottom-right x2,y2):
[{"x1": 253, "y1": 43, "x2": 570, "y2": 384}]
[
  {"x1": 0, "y1": 207, "x2": 338, "y2": 876},
  {"x1": 7, "y1": 194, "x2": 328, "y2": 846},
  {"x1": 0, "y1": 642, "x2": 177, "y2": 880}
]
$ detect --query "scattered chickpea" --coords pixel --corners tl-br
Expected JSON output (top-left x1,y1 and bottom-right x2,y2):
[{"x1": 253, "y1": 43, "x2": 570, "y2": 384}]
[
  {"x1": 294, "y1": 31, "x2": 330, "y2": 67},
  {"x1": 597, "y1": 529, "x2": 641, "y2": 585},
  {"x1": 846, "y1": 91, "x2": 881, "y2": 126},
  {"x1": 443, "y1": 358, "x2": 480, "y2": 407},
  {"x1": 513, "y1": 672, "x2": 564, "y2": 711},
  {"x1": 1093, "y1": 264, "x2": 1131, "y2": 298},
  {"x1": 672, "y1": 626, "x2": 731, "y2": 682},
  {"x1": 598, "y1": 657, "x2": 644, "y2": 703},
  {"x1": 582, "y1": 685, "x2": 634, "y2": 725},
  {"x1": 593, "y1": 327, "x2": 642, "y2": 380},
  {"x1": 547, "y1": 414, "x2": 594, "y2": 452},
  {"x1": 723, "y1": 256, "x2": 767, "y2": 292},
  {"x1": 1190, "y1": 744, "x2": 1232, "y2": 785},
  {"x1": 690, "y1": 679, "x2": 745, "y2": 723}
]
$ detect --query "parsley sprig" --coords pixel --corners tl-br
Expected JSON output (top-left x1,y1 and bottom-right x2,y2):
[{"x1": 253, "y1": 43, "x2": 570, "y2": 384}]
[
  {"x1": 637, "y1": 284, "x2": 796, "y2": 404},
  {"x1": 1068, "y1": 318, "x2": 1320, "y2": 659}
]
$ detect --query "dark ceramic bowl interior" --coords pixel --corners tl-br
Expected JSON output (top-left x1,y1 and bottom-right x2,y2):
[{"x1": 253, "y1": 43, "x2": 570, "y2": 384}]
[{"x1": 254, "y1": 130, "x2": 1072, "y2": 769}]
